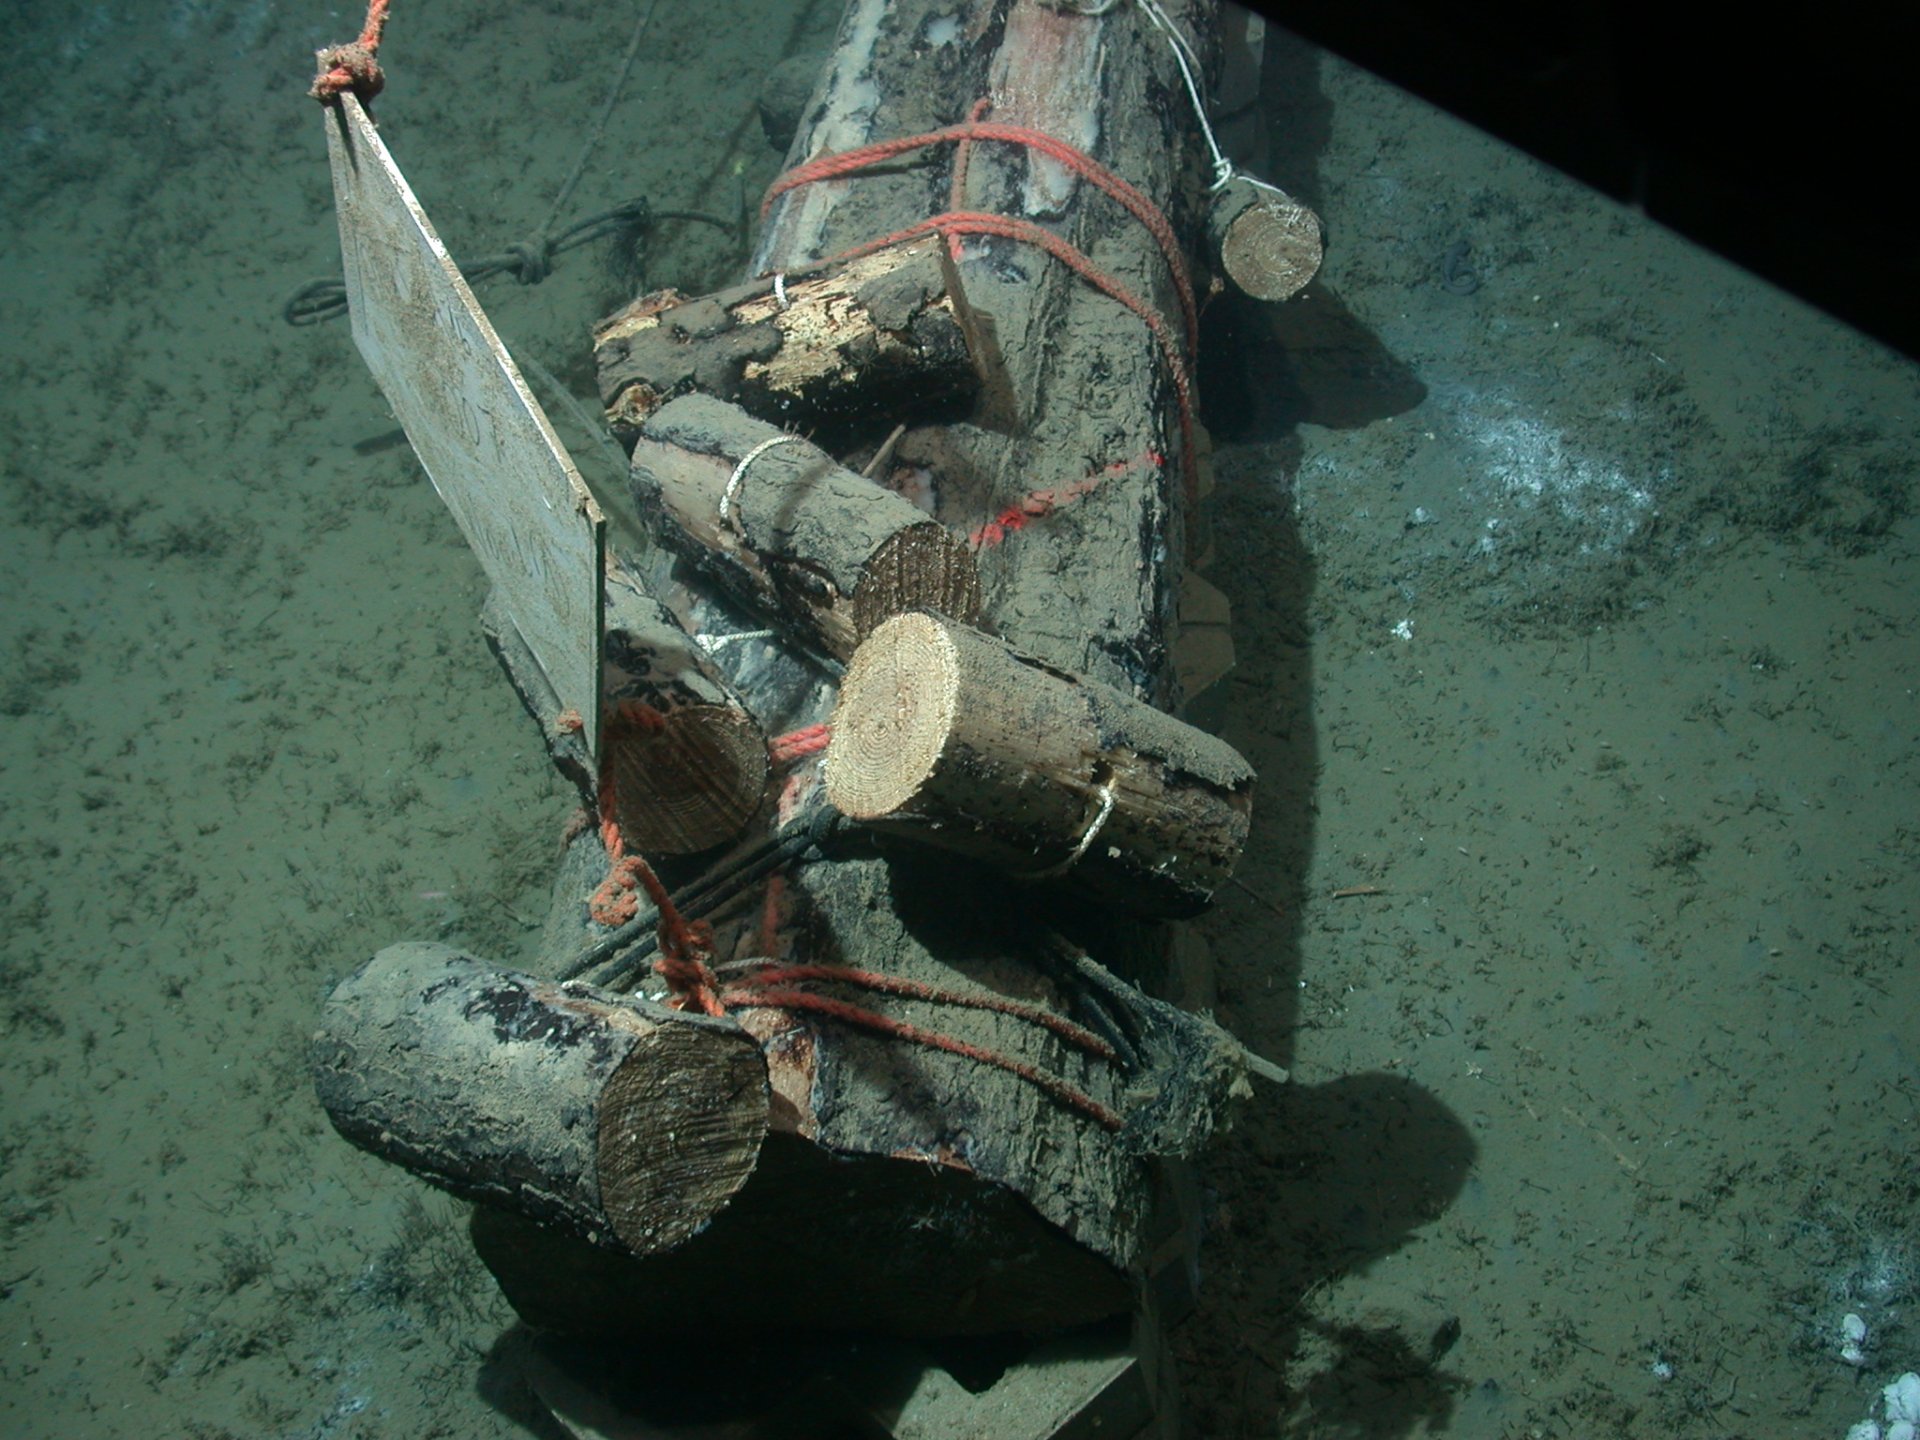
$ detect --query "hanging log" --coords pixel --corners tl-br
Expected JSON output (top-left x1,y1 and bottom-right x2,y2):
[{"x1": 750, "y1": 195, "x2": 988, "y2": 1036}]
[
  {"x1": 593, "y1": 236, "x2": 979, "y2": 448},
  {"x1": 311, "y1": 942, "x2": 770, "y2": 1255},
  {"x1": 825, "y1": 610, "x2": 1253, "y2": 917},
  {"x1": 628, "y1": 392, "x2": 981, "y2": 661},
  {"x1": 1207, "y1": 175, "x2": 1324, "y2": 302}
]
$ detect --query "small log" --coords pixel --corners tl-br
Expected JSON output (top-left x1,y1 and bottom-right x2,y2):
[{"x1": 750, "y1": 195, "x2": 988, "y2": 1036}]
[
  {"x1": 629, "y1": 392, "x2": 980, "y2": 661},
  {"x1": 600, "y1": 566, "x2": 768, "y2": 855},
  {"x1": 593, "y1": 236, "x2": 977, "y2": 448},
  {"x1": 1207, "y1": 176, "x2": 1324, "y2": 303},
  {"x1": 311, "y1": 942, "x2": 769, "y2": 1255},
  {"x1": 824, "y1": 610, "x2": 1254, "y2": 918}
]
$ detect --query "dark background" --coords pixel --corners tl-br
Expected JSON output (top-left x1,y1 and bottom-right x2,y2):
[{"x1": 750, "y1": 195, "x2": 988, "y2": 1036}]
[{"x1": 1246, "y1": 0, "x2": 1917, "y2": 359}]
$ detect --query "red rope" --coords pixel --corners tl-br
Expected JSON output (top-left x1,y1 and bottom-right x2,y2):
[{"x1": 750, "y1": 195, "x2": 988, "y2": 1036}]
[
  {"x1": 762, "y1": 118, "x2": 1200, "y2": 513},
  {"x1": 768, "y1": 722, "x2": 831, "y2": 766},
  {"x1": 970, "y1": 447, "x2": 1163, "y2": 548},
  {"x1": 592, "y1": 754, "x2": 1116, "y2": 1123},
  {"x1": 722, "y1": 961, "x2": 1120, "y2": 1062},
  {"x1": 725, "y1": 987, "x2": 1122, "y2": 1131},
  {"x1": 310, "y1": 0, "x2": 392, "y2": 105}
]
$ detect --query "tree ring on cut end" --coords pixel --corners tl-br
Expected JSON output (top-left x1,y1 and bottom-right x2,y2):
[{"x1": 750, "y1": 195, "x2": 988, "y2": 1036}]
[{"x1": 825, "y1": 611, "x2": 959, "y2": 819}]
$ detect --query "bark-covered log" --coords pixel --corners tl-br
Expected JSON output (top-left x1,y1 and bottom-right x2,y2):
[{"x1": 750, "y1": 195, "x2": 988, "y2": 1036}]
[
  {"x1": 600, "y1": 568, "x2": 769, "y2": 855},
  {"x1": 311, "y1": 942, "x2": 769, "y2": 1255},
  {"x1": 754, "y1": 0, "x2": 1224, "y2": 705},
  {"x1": 825, "y1": 610, "x2": 1253, "y2": 917},
  {"x1": 593, "y1": 236, "x2": 978, "y2": 449},
  {"x1": 629, "y1": 392, "x2": 981, "y2": 661}
]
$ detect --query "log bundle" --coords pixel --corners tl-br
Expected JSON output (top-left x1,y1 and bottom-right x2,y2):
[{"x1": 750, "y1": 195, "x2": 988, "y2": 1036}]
[{"x1": 321, "y1": 0, "x2": 1287, "y2": 1371}]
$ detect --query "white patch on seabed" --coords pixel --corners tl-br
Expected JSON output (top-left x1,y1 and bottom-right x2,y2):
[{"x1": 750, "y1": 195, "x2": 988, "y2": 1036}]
[{"x1": 1445, "y1": 386, "x2": 1667, "y2": 560}]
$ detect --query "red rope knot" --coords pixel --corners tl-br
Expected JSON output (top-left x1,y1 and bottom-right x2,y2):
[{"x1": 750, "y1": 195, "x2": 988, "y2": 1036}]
[{"x1": 310, "y1": 0, "x2": 391, "y2": 106}]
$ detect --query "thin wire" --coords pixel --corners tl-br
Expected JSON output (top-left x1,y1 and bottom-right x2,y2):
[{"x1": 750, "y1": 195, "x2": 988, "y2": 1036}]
[
  {"x1": 1130, "y1": 0, "x2": 1284, "y2": 197},
  {"x1": 541, "y1": 0, "x2": 661, "y2": 235}
]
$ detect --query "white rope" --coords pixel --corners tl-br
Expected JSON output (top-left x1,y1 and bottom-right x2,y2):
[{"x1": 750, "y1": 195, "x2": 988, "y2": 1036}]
[
  {"x1": 720, "y1": 433, "x2": 804, "y2": 531},
  {"x1": 1128, "y1": 0, "x2": 1288, "y2": 198},
  {"x1": 696, "y1": 628, "x2": 777, "y2": 653}
]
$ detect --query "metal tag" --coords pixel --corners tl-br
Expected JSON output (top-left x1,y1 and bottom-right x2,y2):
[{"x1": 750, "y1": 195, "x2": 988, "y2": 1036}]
[{"x1": 324, "y1": 94, "x2": 604, "y2": 759}]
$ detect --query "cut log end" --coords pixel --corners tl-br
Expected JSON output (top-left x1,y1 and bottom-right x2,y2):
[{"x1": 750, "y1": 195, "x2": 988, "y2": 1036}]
[
  {"x1": 604, "y1": 702, "x2": 769, "y2": 855},
  {"x1": 851, "y1": 520, "x2": 983, "y2": 639},
  {"x1": 824, "y1": 610, "x2": 960, "y2": 819},
  {"x1": 1212, "y1": 181, "x2": 1325, "y2": 303},
  {"x1": 597, "y1": 1019, "x2": 771, "y2": 1254}
]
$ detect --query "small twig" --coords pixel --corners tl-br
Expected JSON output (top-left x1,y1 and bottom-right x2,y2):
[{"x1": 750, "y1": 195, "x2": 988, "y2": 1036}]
[
  {"x1": 1238, "y1": 1047, "x2": 1290, "y2": 1087},
  {"x1": 1229, "y1": 874, "x2": 1287, "y2": 919},
  {"x1": 1331, "y1": 884, "x2": 1387, "y2": 899}
]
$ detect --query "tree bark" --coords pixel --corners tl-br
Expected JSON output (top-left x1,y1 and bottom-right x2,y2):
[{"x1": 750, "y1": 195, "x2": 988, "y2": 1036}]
[
  {"x1": 311, "y1": 942, "x2": 769, "y2": 1256},
  {"x1": 826, "y1": 610, "x2": 1253, "y2": 917},
  {"x1": 629, "y1": 392, "x2": 981, "y2": 662}
]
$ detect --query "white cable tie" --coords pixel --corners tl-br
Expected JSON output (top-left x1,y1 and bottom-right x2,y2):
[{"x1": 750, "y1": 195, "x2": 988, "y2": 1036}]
[
  {"x1": 720, "y1": 433, "x2": 803, "y2": 531},
  {"x1": 1028, "y1": 778, "x2": 1118, "y2": 878}
]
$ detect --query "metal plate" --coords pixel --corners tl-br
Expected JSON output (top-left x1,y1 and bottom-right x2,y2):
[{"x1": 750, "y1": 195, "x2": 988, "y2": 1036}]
[{"x1": 325, "y1": 94, "x2": 604, "y2": 759}]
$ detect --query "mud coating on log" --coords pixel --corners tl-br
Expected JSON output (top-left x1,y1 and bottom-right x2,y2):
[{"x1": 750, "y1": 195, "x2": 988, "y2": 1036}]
[
  {"x1": 312, "y1": 942, "x2": 768, "y2": 1255},
  {"x1": 825, "y1": 611, "x2": 1253, "y2": 916},
  {"x1": 630, "y1": 393, "x2": 979, "y2": 659}
]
